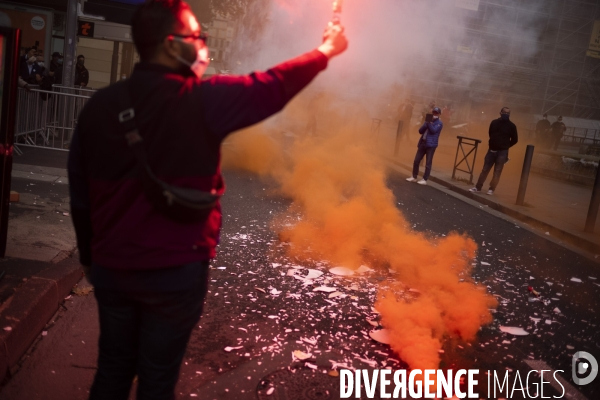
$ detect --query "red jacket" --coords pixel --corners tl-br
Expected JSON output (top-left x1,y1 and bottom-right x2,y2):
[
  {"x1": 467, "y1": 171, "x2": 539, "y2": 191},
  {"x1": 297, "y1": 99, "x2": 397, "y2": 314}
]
[{"x1": 68, "y1": 50, "x2": 328, "y2": 269}]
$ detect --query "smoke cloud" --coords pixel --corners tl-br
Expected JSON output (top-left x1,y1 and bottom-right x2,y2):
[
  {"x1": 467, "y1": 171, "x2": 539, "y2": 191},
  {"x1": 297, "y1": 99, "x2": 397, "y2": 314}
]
[
  {"x1": 222, "y1": 116, "x2": 497, "y2": 371},
  {"x1": 216, "y1": 0, "x2": 551, "y2": 372}
]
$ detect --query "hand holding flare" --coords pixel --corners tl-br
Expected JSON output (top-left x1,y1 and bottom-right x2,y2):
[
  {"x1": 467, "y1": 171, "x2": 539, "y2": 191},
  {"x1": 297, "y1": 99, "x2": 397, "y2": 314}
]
[{"x1": 318, "y1": 0, "x2": 348, "y2": 59}]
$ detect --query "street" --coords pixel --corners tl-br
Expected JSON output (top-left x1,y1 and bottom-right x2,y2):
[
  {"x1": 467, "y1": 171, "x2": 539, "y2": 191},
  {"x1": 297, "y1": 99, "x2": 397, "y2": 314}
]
[{"x1": 0, "y1": 168, "x2": 598, "y2": 400}]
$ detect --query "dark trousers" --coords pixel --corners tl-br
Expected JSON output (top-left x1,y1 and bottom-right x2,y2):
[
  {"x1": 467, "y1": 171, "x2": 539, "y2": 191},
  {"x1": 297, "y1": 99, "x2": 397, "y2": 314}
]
[
  {"x1": 89, "y1": 268, "x2": 209, "y2": 400},
  {"x1": 552, "y1": 134, "x2": 563, "y2": 151},
  {"x1": 412, "y1": 144, "x2": 437, "y2": 180},
  {"x1": 475, "y1": 149, "x2": 509, "y2": 191}
]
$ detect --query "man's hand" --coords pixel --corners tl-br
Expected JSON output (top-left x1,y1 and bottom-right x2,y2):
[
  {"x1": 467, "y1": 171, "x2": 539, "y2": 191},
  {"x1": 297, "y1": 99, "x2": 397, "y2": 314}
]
[
  {"x1": 35, "y1": 74, "x2": 42, "y2": 83},
  {"x1": 317, "y1": 24, "x2": 348, "y2": 59}
]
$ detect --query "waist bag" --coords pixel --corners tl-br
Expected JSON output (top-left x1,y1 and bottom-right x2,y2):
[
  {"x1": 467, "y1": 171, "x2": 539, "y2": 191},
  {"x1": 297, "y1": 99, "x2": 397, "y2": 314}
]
[{"x1": 118, "y1": 82, "x2": 222, "y2": 223}]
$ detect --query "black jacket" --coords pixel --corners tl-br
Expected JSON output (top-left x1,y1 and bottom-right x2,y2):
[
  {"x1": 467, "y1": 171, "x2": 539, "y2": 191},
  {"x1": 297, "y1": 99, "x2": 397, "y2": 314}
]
[{"x1": 488, "y1": 118, "x2": 518, "y2": 151}]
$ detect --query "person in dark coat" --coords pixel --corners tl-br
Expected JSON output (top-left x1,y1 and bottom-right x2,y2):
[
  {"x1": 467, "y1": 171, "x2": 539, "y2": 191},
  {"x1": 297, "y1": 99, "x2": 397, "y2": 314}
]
[
  {"x1": 470, "y1": 107, "x2": 518, "y2": 195},
  {"x1": 406, "y1": 106, "x2": 443, "y2": 185},
  {"x1": 74, "y1": 55, "x2": 90, "y2": 87},
  {"x1": 19, "y1": 47, "x2": 43, "y2": 84},
  {"x1": 67, "y1": 0, "x2": 347, "y2": 398},
  {"x1": 49, "y1": 52, "x2": 64, "y2": 85},
  {"x1": 550, "y1": 115, "x2": 566, "y2": 151},
  {"x1": 535, "y1": 113, "x2": 551, "y2": 146}
]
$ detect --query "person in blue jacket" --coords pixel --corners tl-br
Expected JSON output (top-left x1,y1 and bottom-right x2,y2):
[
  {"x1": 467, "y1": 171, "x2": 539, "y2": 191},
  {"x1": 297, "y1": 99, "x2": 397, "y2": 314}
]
[{"x1": 406, "y1": 106, "x2": 443, "y2": 185}]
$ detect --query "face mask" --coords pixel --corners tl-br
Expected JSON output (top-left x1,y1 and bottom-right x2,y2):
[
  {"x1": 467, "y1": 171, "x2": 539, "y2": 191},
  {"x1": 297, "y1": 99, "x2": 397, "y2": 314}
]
[
  {"x1": 57, "y1": 59, "x2": 63, "y2": 65},
  {"x1": 175, "y1": 45, "x2": 209, "y2": 79},
  {"x1": 78, "y1": 60, "x2": 84, "y2": 66},
  {"x1": 38, "y1": 62, "x2": 45, "y2": 68},
  {"x1": 432, "y1": 115, "x2": 439, "y2": 119},
  {"x1": 501, "y1": 114, "x2": 510, "y2": 120}
]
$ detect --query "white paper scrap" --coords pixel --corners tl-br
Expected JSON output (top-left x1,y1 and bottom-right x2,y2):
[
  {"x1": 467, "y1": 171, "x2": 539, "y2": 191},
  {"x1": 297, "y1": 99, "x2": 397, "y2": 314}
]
[
  {"x1": 329, "y1": 266, "x2": 355, "y2": 276},
  {"x1": 369, "y1": 329, "x2": 392, "y2": 344},
  {"x1": 499, "y1": 326, "x2": 529, "y2": 336}
]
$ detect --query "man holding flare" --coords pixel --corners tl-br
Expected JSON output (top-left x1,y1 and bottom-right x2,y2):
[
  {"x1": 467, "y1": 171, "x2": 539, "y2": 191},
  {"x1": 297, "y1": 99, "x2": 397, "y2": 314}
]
[{"x1": 68, "y1": 0, "x2": 347, "y2": 398}]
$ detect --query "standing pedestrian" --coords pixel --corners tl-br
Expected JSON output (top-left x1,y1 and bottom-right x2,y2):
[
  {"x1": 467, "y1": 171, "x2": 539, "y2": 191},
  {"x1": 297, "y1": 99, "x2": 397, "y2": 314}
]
[
  {"x1": 74, "y1": 55, "x2": 90, "y2": 87},
  {"x1": 397, "y1": 99, "x2": 414, "y2": 142},
  {"x1": 550, "y1": 115, "x2": 566, "y2": 151},
  {"x1": 535, "y1": 113, "x2": 551, "y2": 147},
  {"x1": 406, "y1": 106, "x2": 443, "y2": 185},
  {"x1": 67, "y1": 0, "x2": 347, "y2": 399},
  {"x1": 49, "y1": 52, "x2": 64, "y2": 85},
  {"x1": 470, "y1": 107, "x2": 518, "y2": 195}
]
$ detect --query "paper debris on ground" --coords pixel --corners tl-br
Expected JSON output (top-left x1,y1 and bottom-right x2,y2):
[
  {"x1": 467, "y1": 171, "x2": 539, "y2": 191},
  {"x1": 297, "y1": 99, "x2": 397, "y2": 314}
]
[
  {"x1": 313, "y1": 286, "x2": 337, "y2": 293},
  {"x1": 293, "y1": 350, "x2": 313, "y2": 360},
  {"x1": 224, "y1": 346, "x2": 244, "y2": 352},
  {"x1": 305, "y1": 269, "x2": 324, "y2": 280},
  {"x1": 499, "y1": 326, "x2": 529, "y2": 336},
  {"x1": 329, "y1": 266, "x2": 355, "y2": 276},
  {"x1": 570, "y1": 277, "x2": 582, "y2": 283},
  {"x1": 369, "y1": 329, "x2": 392, "y2": 344}
]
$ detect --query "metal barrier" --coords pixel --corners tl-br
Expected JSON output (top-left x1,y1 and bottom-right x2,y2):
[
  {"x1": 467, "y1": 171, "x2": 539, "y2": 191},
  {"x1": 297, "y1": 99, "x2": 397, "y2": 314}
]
[
  {"x1": 452, "y1": 135, "x2": 482, "y2": 184},
  {"x1": 14, "y1": 85, "x2": 93, "y2": 153}
]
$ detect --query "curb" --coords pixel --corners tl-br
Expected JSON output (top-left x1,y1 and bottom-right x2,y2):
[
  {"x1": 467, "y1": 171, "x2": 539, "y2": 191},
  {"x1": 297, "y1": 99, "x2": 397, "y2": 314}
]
[
  {"x1": 386, "y1": 157, "x2": 600, "y2": 255},
  {"x1": 0, "y1": 257, "x2": 82, "y2": 380}
]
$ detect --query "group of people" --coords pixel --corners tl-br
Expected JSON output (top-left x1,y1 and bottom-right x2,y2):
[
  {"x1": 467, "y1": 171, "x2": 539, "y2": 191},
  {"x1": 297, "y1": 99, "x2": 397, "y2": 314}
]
[
  {"x1": 18, "y1": 47, "x2": 90, "y2": 90},
  {"x1": 535, "y1": 113, "x2": 567, "y2": 151},
  {"x1": 406, "y1": 104, "x2": 519, "y2": 196}
]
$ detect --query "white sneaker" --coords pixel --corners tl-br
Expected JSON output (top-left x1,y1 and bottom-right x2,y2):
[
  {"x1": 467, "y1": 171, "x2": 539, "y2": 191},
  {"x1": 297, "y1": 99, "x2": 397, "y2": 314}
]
[
  {"x1": 487, "y1": 189, "x2": 494, "y2": 195},
  {"x1": 406, "y1": 177, "x2": 417, "y2": 182},
  {"x1": 417, "y1": 179, "x2": 427, "y2": 185},
  {"x1": 469, "y1": 187, "x2": 480, "y2": 192}
]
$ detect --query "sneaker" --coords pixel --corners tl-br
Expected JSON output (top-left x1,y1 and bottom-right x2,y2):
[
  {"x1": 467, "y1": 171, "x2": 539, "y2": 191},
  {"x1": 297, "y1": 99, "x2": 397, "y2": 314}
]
[
  {"x1": 487, "y1": 189, "x2": 494, "y2": 195},
  {"x1": 469, "y1": 187, "x2": 480, "y2": 192},
  {"x1": 406, "y1": 177, "x2": 417, "y2": 182},
  {"x1": 417, "y1": 179, "x2": 427, "y2": 185}
]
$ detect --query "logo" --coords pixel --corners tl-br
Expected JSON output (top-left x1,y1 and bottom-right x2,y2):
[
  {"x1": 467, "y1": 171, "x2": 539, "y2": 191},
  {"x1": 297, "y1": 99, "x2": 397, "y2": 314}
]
[
  {"x1": 31, "y1": 16, "x2": 45, "y2": 30},
  {"x1": 572, "y1": 351, "x2": 598, "y2": 385}
]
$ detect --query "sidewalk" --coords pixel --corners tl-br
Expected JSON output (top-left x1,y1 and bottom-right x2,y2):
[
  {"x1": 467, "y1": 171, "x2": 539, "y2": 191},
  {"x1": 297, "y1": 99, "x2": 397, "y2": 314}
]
[
  {"x1": 381, "y1": 134, "x2": 600, "y2": 256},
  {"x1": 0, "y1": 151, "x2": 81, "y2": 382}
]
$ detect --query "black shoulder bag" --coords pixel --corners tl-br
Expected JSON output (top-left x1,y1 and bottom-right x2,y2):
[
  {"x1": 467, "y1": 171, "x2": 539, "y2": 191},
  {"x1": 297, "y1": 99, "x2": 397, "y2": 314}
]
[{"x1": 117, "y1": 82, "x2": 222, "y2": 223}]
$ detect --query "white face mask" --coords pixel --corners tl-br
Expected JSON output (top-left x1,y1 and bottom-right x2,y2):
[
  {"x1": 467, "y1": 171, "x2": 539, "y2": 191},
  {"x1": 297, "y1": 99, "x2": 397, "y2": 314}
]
[
  {"x1": 433, "y1": 115, "x2": 439, "y2": 119},
  {"x1": 175, "y1": 45, "x2": 210, "y2": 79},
  {"x1": 28, "y1": 56, "x2": 36, "y2": 64},
  {"x1": 38, "y1": 62, "x2": 45, "y2": 68}
]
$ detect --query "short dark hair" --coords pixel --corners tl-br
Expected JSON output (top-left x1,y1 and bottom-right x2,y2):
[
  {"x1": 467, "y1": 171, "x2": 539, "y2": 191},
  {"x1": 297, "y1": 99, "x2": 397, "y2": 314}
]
[
  {"x1": 501, "y1": 107, "x2": 510, "y2": 114},
  {"x1": 131, "y1": 0, "x2": 190, "y2": 61},
  {"x1": 77, "y1": 55, "x2": 85, "y2": 60}
]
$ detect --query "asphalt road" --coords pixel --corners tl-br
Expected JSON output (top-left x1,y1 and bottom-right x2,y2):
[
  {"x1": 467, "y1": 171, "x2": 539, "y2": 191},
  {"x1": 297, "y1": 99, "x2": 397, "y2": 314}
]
[{"x1": 0, "y1": 169, "x2": 598, "y2": 400}]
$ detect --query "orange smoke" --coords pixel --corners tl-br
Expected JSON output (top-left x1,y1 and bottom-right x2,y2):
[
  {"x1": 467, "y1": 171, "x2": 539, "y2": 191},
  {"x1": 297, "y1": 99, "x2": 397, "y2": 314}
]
[{"x1": 222, "y1": 102, "x2": 496, "y2": 371}]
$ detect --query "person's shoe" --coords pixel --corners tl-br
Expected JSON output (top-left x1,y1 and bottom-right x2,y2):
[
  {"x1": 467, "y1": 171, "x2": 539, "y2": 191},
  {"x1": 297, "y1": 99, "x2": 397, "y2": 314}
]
[
  {"x1": 406, "y1": 177, "x2": 417, "y2": 182},
  {"x1": 487, "y1": 189, "x2": 494, "y2": 195},
  {"x1": 469, "y1": 187, "x2": 480, "y2": 192},
  {"x1": 417, "y1": 179, "x2": 427, "y2": 185}
]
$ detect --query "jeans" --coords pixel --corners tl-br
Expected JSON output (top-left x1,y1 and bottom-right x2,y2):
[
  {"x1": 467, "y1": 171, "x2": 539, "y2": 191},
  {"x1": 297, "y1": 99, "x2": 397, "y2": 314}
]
[
  {"x1": 89, "y1": 264, "x2": 209, "y2": 400},
  {"x1": 475, "y1": 149, "x2": 509, "y2": 191},
  {"x1": 412, "y1": 144, "x2": 437, "y2": 180}
]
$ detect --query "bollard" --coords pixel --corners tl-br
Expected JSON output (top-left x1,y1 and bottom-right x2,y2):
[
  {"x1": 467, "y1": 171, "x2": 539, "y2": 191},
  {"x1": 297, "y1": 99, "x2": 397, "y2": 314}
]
[
  {"x1": 394, "y1": 120, "x2": 403, "y2": 156},
  {"x1": 516, "y1": 145, "x2": 535, "y2": 206},
  {"x1": 584, "y1": 163, "x2": 600, "y2": 233}
]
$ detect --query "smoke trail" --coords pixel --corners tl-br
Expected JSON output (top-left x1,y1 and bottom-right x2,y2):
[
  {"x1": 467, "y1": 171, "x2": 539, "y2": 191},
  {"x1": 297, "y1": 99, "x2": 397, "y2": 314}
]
[{"x1": 222, "y1": 108, "x2": 497, "y2": 371}]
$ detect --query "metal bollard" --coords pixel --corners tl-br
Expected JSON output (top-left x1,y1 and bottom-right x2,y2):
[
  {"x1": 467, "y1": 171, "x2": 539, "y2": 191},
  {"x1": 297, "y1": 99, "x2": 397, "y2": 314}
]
[
  {"x1": 584, "y1": 163, "x2": 600, "y2": 233},
  {"x1": 394, "y1": 120, "x2": 403, "y2": 156},
  {"x1": 516, "y1": 145, "x2": 535, "y2": 206}
]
